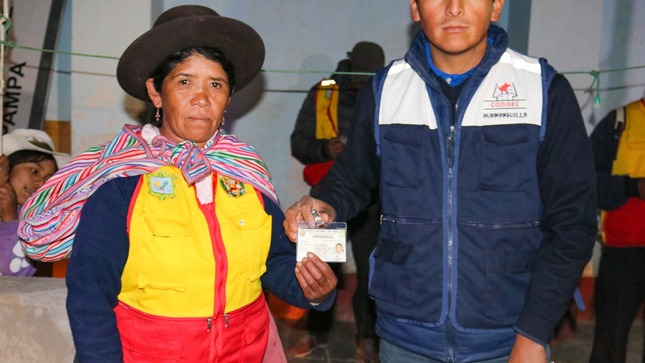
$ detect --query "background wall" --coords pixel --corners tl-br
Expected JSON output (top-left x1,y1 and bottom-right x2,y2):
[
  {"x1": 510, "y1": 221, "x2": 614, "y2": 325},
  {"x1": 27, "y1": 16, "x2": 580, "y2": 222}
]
[
  {"x1": 527, "y1": 0, "x2": 645, "y2": 133},
  {"x1": 44, "y1": 0, "x2": 645, "y2": 209}
]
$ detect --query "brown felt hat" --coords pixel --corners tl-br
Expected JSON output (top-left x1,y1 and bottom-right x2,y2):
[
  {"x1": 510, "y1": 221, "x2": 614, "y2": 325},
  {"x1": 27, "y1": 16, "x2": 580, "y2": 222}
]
[{"x1": 116, "y1": 5, "x2": 265, "y2": 101}]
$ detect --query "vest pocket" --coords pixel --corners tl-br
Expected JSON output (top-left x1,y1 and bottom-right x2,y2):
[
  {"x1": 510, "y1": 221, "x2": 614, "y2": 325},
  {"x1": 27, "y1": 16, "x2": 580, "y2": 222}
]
[
  {"x1": 483, "y1": 249, "x2": 535, "y2": 317},
  {"x1": 370, "y1": 237, "x2": 416, "y2": 308},
  {"x1": 119, "y1": 318, "x2": 182, "y2": 361},
  {"x1": 370, "y1": 218, "x2": 443, "y2": 320},
  {"x1": 138, "y1": 215, "x2": 190, "y2": 292},
  {"x1": 243, "y1": 303, "x2": 269, "y2": 345},
  {"x1": 220, "y1": 205, "x2": 272, "y2": 282},
  {"x1": 479, "y1": 126, "x2": 532, "y2": 191},
  {"x1": 382, "y1": 127, "x2": 422, "y2": 188}
]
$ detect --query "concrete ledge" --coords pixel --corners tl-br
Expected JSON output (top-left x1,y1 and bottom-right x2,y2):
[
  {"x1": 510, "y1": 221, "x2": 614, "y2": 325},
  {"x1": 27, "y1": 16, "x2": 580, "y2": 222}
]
[{"x1": 0, "y1": 276, "x2": 74, "y2": 362}]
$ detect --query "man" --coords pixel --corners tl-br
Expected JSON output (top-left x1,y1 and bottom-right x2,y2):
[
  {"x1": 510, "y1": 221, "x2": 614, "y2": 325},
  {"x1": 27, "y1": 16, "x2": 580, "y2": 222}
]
[
  {"x1": 289, "y1": 41, "x2": 384, "y2": 362},
  {"x1": 589, "y1": 98, "x2": 645, "y2": 363},
  {"x1": 284, "y1": 0, "x2": 597, "y2": 362}
]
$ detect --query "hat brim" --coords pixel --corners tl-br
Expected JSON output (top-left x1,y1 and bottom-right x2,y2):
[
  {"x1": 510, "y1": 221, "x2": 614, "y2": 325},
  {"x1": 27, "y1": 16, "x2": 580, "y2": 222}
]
[
  {"x1": 116, "y1": 15, "x2": 265, "y2": 101},
  {"x1": 2, "y1": 133, "x2": 71, "y2": 168},
  {"x1": 52, "y1": 153, "x2": 72, "y2": 169}
]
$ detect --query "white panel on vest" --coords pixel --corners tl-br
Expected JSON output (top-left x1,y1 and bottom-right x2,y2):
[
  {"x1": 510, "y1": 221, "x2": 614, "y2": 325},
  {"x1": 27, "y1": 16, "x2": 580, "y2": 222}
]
[
  {"x1": 499, "y1": 52, "x2": 542, "y2": 74},
  {"x1": 379, "y1": 60, "x2": 438, "y2": 130},
  {"x1": 462, "y1": 50, "x2": 543, "y2": 128}
]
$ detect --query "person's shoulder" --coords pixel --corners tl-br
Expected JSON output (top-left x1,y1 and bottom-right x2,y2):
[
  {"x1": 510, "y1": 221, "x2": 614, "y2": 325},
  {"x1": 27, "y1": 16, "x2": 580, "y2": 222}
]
[
  {"x1": 549, "y1": 71, "x2": 569, "y2": 83},
  {"x1": 99, "y1": 174, "x2": 140, "y2": 188},
  {"x1": 544, "y1": 72, "x2": 575, "y2": 96},
  {"x1": 313, "y1": 76, "x2": 342, "y2": 88},
  {"x1": 260, "y1": 192, "x2": 282, "y2": 216},
  {"x1": 90, "y1": 175, "x2": 141, "y2": 202}
]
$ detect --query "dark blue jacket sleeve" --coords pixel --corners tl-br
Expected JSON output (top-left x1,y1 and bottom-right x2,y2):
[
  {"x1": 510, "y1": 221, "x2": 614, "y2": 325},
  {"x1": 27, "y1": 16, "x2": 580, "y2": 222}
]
[
  {"x1": 66, "y1": 177, "x2": 136, "y2": 363},
  {"x1": 514, "y1": 74, "x2": 598, "y2": 345},
  {"x1": 590, "y1": 109, "x2": 641, "y2": 210},
  {"x1": 311, "y1": 85, "x2": 381, "y2": 221},
  {"x1": 260, "y1": 194, "x2": 335, "y2": 311}
]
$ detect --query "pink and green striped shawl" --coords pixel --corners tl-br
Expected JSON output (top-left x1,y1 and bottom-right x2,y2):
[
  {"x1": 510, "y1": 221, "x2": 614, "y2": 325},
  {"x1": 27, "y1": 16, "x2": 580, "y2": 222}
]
[{"x1": 18, "y1": 124, "x2": 278, "y2": 262}]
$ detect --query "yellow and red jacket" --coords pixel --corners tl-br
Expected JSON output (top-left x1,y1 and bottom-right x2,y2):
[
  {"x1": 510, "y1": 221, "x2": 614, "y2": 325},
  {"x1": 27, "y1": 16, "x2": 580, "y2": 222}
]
[
  {"x1": 301, "y1": 80, "x2": 340, "y2": 186},
  {"x1": 600, "y1": 99, "x2": 645, "y2": 247},
  {"x1": 65, "y1": 166, "x2": 335, "y2": 362},
  {"x1": 121, "y1": 166, "x2": 270, "y2": 316}
]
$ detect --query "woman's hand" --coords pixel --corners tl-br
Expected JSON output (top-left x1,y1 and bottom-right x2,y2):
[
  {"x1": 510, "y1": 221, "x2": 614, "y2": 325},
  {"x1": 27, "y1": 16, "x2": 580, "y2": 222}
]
[
  {"x1": 0, "y1": 182, "x2": 19, "y2": 222},
  {"x1": 294, "y1": 252, "x2": 337, "y2": 304},
  {"x1": 283, "y1": 196, "x2": 336, "y2": 242}
]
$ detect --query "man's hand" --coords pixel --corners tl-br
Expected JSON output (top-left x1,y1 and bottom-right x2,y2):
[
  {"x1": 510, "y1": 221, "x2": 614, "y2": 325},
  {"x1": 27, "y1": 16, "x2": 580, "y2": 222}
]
[
  {"x1": 295, "y1": 252, "x2": 338, "y2": 304},
  {"x1": 508, "y1": 334, "x2": 547, "y2": 363},
  {"x1": 283, "y1": 196, "x2": 336, "y2": 242}
]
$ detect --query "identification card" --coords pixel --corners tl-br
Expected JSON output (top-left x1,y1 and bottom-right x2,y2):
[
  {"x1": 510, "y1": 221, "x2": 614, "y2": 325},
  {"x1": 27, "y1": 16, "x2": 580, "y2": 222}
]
[{"x1": 297, "y1": 221, "x2": 348, "y2": 262}]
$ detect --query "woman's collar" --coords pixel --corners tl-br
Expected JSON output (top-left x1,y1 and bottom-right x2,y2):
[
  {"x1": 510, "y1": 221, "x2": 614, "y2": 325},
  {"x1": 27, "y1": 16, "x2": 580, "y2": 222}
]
[{"x1": 141, "y1": 123, "x2": 220, "y2": 148}]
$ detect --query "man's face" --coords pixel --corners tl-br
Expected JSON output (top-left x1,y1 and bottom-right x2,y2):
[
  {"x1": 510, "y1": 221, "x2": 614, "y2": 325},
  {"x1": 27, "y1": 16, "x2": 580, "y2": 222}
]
[{"x1": 410, "y1": 0, "x2": 504, "y2": 69}]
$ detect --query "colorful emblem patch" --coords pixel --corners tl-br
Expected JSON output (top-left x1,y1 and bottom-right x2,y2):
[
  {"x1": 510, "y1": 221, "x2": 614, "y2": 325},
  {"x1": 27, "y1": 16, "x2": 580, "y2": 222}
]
[
  {"x1": 219, "y1": 175, "x2": 246, "y2": 198},
  {"x1": 147, "y1": 170, "x2": 177, "y2": 200}
]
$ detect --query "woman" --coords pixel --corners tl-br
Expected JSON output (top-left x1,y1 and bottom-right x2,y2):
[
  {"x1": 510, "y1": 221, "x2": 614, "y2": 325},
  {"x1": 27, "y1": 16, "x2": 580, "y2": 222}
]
[{"x1": 18, "y1": 5, "x2": 336, "y2": 362}]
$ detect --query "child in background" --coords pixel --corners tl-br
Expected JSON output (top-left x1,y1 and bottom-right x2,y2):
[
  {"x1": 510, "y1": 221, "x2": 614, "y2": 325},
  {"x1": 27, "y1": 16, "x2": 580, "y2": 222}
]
[{"x1": 0, "y1": 129, "x2": 69, "y2": 276}]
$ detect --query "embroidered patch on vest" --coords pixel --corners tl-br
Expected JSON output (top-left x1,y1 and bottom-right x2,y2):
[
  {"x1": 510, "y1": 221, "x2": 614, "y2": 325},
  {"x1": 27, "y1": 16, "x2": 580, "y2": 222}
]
[
  {"x1": 147, "y1": 171, "x2": 177, "y2": 200},
  {"x1": 219, "y1": 175, "x2": 246, "y2": 197}
]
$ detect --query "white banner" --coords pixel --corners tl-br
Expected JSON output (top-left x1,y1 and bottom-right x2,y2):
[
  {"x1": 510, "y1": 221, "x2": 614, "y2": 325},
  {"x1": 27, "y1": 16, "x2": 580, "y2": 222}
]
[{"x1": 2, "y1": 0, "x2": 64, "y2": 134}]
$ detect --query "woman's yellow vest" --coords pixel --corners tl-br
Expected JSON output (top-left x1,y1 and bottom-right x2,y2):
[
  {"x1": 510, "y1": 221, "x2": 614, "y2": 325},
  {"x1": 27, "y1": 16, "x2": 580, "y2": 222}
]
[{"x1": 118, "y1": 166, "x2": 272, "y2": 317}]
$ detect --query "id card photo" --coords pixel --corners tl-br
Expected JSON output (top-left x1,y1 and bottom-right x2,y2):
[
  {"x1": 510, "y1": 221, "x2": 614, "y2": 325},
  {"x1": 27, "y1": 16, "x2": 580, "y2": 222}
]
[{"x1": 296, "y1": 221, "x2": 348, "y2": 262}]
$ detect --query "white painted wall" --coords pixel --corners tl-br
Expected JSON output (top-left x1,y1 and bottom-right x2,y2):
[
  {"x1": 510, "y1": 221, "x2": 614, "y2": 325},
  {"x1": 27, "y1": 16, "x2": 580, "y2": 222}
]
[
  {"x1": 69, "y1": 1, "x2": 151, "y2": 149},
  {"x1": 528, "y1": 0, "x2": 645, "y2": 131},
  {"x1": 46, "y1": 0, "x2": 645, "y2": 209}
]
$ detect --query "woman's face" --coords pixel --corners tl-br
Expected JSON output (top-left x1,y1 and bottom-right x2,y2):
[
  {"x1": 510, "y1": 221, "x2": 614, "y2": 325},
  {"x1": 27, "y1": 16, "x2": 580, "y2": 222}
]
[
  {"x1": 10, "y1": 159, "x2": 57, "y2": 205},
  {"x1": 146, "y1": 53, "x2": 231, "y2": 148}
]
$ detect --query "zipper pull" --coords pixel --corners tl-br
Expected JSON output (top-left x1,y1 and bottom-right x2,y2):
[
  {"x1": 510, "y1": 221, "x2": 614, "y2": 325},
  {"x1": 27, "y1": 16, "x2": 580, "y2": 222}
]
[
  {"x1": 224, "y1": 313, "x2": 230, "y2": 328},
  {"x1": 206, "y1": 317, "x2": 212, "y2": 332},
  {"x1": 447, "y1": 125, "x2": 455, "y2": 168}
]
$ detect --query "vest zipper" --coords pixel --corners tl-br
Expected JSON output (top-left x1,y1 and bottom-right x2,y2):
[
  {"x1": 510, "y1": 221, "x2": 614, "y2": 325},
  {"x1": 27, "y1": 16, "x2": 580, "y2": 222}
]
[
  {"x1": 446, "y1": 316, "x2": 456, "y2": 363},
  {"x1": 446, "y1": 101, "x2": 458, "y2": 363},
  {"x1": 446, "y1": 124, "x2": 455, "y2": 310},
  {"x1": 461, "y1": 220, "x2": 541, "y2": 229},
  {"x1": 447, "y1": 124, "x2": 455, "y2": 294},
  {"x1": 447, "y1": 126, "x2": 455, "y2": 168},
  {"x1": 206, "y1": 317, "x2": 212, "y2": 332}
]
